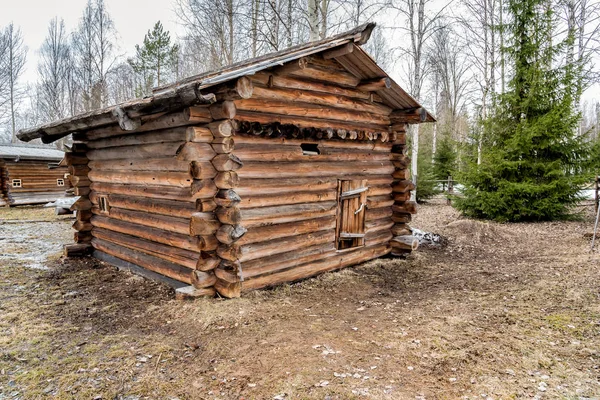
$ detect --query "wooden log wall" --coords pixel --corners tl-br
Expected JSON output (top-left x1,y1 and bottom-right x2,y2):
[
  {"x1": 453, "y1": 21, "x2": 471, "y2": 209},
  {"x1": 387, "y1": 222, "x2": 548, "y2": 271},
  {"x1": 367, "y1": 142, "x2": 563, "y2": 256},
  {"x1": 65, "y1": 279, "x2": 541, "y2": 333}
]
[
  {"x1": 388, "y1": 126, "x2": 418, "y2": 255},
  {"x1": 2, "y1": 160, "x2": 69, "y2": 206},
  {"x1": 63, "y1": 78, "x2": 253, "y2": 297},
  {"x1": 231, "y1": 134, "x2": 395, "y2": 292},
  {"x1": 0, "y1": 160, "x2": 9, "y2": 206}
]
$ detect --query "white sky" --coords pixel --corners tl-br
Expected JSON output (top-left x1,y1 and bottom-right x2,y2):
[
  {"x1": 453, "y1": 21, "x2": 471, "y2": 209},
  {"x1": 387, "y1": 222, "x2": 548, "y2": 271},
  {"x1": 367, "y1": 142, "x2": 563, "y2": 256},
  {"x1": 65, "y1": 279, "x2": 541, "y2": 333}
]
[
  {"x1": 1, "y1": 0, "x2": 598, "y2": 105},
  {"x1": 0, "y1": 0, "x2": 182, "y2": 84}
]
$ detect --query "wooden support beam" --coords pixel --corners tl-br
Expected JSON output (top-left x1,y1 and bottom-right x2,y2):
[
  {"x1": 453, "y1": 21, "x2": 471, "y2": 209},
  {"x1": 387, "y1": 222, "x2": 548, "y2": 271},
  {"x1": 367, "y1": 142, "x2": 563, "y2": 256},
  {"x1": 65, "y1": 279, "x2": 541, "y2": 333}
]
[
  {"x1": 390, "y1": 108, "x2": 428, "y2": 124},
  {"x1": 323, "y1": 43, "x2": 354, "y2": 59},
  {"x1": 356, "y1": 77, "x2": 392, "y2": 92}
]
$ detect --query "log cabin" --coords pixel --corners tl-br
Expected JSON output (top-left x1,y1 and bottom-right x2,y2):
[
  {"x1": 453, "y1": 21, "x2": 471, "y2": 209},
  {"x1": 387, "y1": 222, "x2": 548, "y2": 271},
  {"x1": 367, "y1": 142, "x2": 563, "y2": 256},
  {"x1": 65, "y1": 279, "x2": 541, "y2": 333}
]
[
  {"x1": 0, "y1": 144, "x2": 69, "y2": 206},
  {"x1": 17, "y1": 24, "x2": 434, "y2": 298}
]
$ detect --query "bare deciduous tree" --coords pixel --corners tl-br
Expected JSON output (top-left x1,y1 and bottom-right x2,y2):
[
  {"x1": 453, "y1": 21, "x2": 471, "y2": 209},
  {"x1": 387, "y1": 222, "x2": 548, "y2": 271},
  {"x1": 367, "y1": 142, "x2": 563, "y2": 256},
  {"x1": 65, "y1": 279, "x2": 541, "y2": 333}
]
[
  {"x1": 72, "y1": 0, "x2": 117, "y2": 111},
  {"x1": 38, "y1": 18, "x2": 72, "y2": 122},
  {"x1": 0, "y1": 24, "x2": 27, "y2": 143},
  {"x1": 391, "y1": 0, "x2": 448, "y2": 199}
]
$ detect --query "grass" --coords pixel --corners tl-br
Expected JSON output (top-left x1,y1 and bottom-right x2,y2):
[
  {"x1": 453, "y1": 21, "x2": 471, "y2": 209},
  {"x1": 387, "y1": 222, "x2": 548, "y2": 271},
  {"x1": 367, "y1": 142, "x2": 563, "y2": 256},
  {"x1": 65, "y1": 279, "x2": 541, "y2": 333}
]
[{"x1": 0, "y1": 201, "x2": 599, "y2": 398}]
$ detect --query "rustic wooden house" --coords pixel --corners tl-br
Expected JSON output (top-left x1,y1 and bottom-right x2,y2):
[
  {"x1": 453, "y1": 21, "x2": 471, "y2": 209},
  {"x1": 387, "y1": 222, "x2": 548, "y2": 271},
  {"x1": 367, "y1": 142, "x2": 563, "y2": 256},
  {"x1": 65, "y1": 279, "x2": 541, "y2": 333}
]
[
  {"x1": 0, "y1": 144, "x2": 69, "y2": 206},
  {"x1": 18, "y1": 24, "x2": 433, "y2": 298}
]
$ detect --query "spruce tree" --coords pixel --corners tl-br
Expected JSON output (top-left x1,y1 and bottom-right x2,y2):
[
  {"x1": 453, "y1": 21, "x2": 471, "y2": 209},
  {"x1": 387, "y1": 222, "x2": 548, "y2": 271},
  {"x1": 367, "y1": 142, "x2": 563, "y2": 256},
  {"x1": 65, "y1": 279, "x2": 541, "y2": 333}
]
[
  {"x1": 432, "y1": 138, "x2": 457, "y2": 183},
  {"x1": 128, "y1": 21, "x2": 179, "y2": 96},
  {"x1": 455, "y1": 0, "x2": 589, "y2": 222}
]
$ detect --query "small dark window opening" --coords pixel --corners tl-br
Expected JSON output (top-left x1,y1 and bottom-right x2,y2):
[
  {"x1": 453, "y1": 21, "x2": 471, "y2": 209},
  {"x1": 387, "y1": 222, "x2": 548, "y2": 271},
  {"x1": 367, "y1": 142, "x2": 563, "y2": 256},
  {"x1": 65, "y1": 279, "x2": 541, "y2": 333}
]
[
  {"x1": 57, "y1": 179, "x2": 65, "y2": 186},
  {"x1": 301, "y1": 143, "x2": 320, "y2": 155},
  {"x1": 12, "y1": 179, "x2": 22, "y2": 188},
  {"x1": 99, "y1": 195, "x2": 110, "y2": 214}
]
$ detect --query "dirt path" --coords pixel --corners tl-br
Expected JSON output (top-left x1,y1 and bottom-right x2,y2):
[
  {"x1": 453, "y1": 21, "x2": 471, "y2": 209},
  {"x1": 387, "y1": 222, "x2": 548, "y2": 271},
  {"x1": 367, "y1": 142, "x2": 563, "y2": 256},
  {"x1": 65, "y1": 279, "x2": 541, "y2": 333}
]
[{"x1": 0, "y1": 204, "x2": 599, "y2": 399}]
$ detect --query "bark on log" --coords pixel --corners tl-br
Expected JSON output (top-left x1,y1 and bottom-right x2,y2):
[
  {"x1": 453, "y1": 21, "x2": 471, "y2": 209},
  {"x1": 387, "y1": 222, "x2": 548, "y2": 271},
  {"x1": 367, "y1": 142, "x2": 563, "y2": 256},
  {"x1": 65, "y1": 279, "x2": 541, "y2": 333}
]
[
  {"x1": 72, "y1": 220, "x2": 93, "y2": 231},
  {"x1": 74, "y1": 231, "x2": 93, "y2": 243},
  {"x1": 214, "y1": 189, "x2": 241, "y2": 207},
  {"x1": 198, "y1": 235, "x2": 219, "y2": 251},
  {"x1": 251, "y1": 85, "x2": 391, "y2": 116},
  {"x1": 213, "y1": 76, "x2": 254, "y2": 101},
  {"x1": 89, "y1": 170, "x2": 193, "y2": 188},
  {"x1": 235, "y1": 161, "x2": 394, "y2": 179},
  {"x1": 391, "y1": 224, "x2": 411, "y2": 237},
  {"x1": 214, "y1": 171, "x2": 239, "y2": 189},
  {"x1": 93, "y1": 227, "x2": 199, "y2": 270},
  {"x1": 190, "y1": 161, "x2": 217, "y2": 179},
  {"x1": 104, "y1": 207, "x2": 191, "y2": 235},
  {"x1": 392, "y1": 180, "x2": 415, "y2": 193},
  {"x1": 190, "y1": 179, "x2": 219, "y2": 198},
  {"x1": 392, "y1": 201, "x2": 417, "y2": 215},
  {"x1": 240, "y1": 229, "x2": 334, "y2": 262},
  {"x1": 88, "y1": 141, "x2": 185, "y2": 161},
  {"x1": 70, "y1": 197, "x2": 92, "y2": 211},
  {"x1": 74, "y1": 187, "x2": 91, "y2": 196},
  {"x1": 69, "y1": 176, "x2": 91, "y2": 187},
  {"x1": 356, "y1": 77, "x2": 392, "y2": 92},
  {"x1": 241, "y1": 201, "x2": 336, "y2": 228},
  {"x1": 196, "y1": 251, "x2": 221, "y2": 271},
  {"x1": 207, "y1": 120, "x2": 234, "y2": 138},
  {"x1": 242, "y1": 243, "x2": 389, "y2": 291},
  {"x1": 214, "y1": 279, "x2": 241, "y2": 298},
  {"x1": 175, "y1": 142, "x2": 217, "y2": 161},
  {"x1": 107, "y1": 194, "x2": 197, "y2": 219},
  {"x1": 86, "y1": 127, "x2": 192, "y2": 149},
  {"x1": 391, "y1": 235, "x2": 419, "y2": 251},
  {"x1": 92, "y1": 238, "x2": 192, "y2": 284},
  {"x1": 64, "y1": 243, "x2": 92, "y2": 257},
  {"x1": 91, "y1": 215, "x2": 202, "y2": 252},
  {"x1": 235, "y1": 98, "x2": 390, "y2": 126},
  {"x1": 215, "y1": 206, "x2": 242, "y2": 225},
  {"x1": 196, "y1": 199, "x2": 217, "y2": 212},
  {"x1": 217, "y1": 244, "x2": 242, "y2": 261},
  {"x1": 211, "y1": 154, "x2": 243, "y2": 171},
  {"x1": 211, "y1": 137, "x2": 235, "y2": 154},
  {"x1": 208, "y1": 101, "x2": 237, "y2": 120},
  {"x1": 64, "y1": 153, "x2": 89, "y2": 165},
  {"x1": 89, "y1": 158, "x2": 193, "y2": 173},
  {"x1": 238, "y1": 215, "x2": 335, "y2": 245},
  {"x1": 188, "y1": 126, "x2": 214, "y2": 143},
  {"x1": 216, "y1": 224, "x2": 247, "y2": 245},
  {"x1": 90, "y1": 182, "x2": 214, "y2": 202},
  {"x1": 190, "y1": 212, "x2": 220, "y2": 235},
  {"x1": 239, "y1": 190, "x2": 337, "y2": 209},
  {"x1": 190, "y1": 270, "x2": 217, "y2": 289}
]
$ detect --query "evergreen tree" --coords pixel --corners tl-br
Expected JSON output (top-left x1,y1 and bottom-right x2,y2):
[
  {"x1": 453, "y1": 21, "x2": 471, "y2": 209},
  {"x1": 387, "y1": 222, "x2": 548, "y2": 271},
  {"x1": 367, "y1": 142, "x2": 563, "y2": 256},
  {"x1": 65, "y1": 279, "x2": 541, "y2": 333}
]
[
  {"x1": 432, "y1": 138, "x2": 457, "y2": 183},
  {"x1": 416, "y1": 149, "x2": 440, "y2": 202},
  {"x1": 128, "y1": 21, "x2": 179, "y2": 96},
  {"x1": 455, "y1": 0, "x2": 589, "y2": 222}
]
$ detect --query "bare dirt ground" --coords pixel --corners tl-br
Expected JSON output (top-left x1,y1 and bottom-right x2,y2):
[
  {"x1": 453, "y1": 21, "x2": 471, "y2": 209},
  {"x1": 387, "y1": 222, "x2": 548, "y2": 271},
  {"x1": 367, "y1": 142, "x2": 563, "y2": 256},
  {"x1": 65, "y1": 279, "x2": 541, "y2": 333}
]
[{"x1": 0, "y1": 200, "x2": 599, "y2": 400}]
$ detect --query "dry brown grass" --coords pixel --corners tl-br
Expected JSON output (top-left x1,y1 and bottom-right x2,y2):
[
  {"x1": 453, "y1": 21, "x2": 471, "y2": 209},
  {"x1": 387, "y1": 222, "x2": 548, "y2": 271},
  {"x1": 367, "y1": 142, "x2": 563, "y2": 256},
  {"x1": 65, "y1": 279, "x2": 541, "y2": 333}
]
[{"x1": 1, "y1": 201, "x2": 599, "y2": 399}]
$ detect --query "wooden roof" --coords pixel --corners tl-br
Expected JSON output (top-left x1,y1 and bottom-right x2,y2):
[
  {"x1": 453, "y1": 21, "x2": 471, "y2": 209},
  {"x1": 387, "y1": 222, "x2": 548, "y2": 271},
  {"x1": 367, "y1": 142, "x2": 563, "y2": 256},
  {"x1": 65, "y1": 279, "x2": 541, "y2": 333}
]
[
  {"x1": 18, "y1": 23, "x2": 433, "y2": 144},
  {"x1": 0, "y1": 144, "x2": 64, "y2": 161}
]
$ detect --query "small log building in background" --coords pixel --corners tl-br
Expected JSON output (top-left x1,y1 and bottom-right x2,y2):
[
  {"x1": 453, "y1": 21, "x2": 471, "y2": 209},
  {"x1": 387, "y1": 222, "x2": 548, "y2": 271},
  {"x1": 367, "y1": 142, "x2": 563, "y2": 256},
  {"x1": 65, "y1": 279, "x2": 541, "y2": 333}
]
[
  {"x1": 0, "y1": 144, "x2": 69, "y2": 206},
  {"x1": 17, "y1": 24, "x2": 434, "y2": 298}
]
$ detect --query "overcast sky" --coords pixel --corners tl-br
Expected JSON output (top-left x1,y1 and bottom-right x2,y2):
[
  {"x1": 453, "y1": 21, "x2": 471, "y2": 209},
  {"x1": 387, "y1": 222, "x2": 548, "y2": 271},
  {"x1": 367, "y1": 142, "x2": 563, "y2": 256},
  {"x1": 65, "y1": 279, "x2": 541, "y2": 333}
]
[
  {"x1": 1, "y1": 0, "x2": 599, "y2": 105},
  {"x1": 1, "y1": 0, "x2": 182, "y2": 84}
]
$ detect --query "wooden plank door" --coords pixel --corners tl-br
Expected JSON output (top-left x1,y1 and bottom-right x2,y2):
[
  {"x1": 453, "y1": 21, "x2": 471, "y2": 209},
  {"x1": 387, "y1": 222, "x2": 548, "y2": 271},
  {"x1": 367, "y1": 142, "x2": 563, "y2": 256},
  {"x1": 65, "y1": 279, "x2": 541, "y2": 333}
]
[{"x1": 336, "y1": 179, "x2": 368, "y2": 250}]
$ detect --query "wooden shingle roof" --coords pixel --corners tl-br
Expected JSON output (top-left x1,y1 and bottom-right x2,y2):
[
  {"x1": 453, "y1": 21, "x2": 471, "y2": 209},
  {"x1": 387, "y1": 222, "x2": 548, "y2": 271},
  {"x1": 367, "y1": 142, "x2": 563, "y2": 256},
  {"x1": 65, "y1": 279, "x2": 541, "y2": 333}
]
[{"x1": 18, "y1": 23, "x2": 433, "y2": 144}]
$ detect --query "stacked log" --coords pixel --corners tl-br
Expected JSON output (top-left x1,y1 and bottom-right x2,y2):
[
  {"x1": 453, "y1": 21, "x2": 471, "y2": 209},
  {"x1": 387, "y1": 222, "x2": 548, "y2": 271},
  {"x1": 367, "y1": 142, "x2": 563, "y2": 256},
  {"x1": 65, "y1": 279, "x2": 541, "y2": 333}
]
[
  {"x1": 0, "y1": 160, "x2": 9, "y2": 206},
  {"x1": 65, "y1": 149, "x2": 93, "y2": 257},
  {"x1": 231, "y1": 133, "x2": 393, "y2": 291},
  {"x1": 206, "y1": 114, "x2": 245, "y2": 298},
  {"x1": 389, "y1": 125, "x2": 418, "y2": 256}
]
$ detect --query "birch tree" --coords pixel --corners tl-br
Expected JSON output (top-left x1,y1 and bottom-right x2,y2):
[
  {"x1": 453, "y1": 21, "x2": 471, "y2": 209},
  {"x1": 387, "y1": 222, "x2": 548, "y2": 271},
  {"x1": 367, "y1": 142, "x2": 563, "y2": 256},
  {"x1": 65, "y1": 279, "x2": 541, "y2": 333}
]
[
  {"x1": 0, "y1": 24, "x2": 27, "y2": 143},
  {"x1": 391, "y1": 0, "x2": 447, "y2": 199},
  {"x1": 72, "y1": 0, "x2": 117, "y2": 111},
  {"x1": 38, "y1": 18, "x2": 72, "y2": 122}
]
